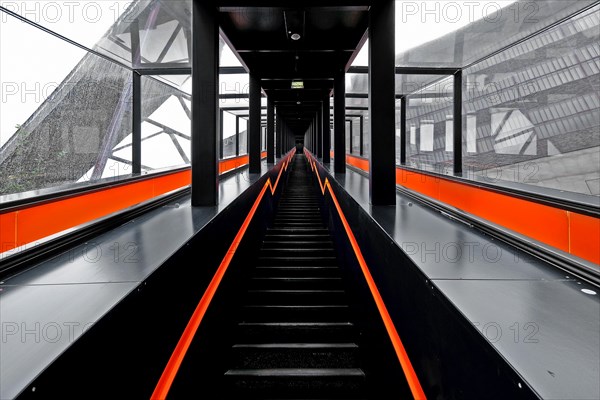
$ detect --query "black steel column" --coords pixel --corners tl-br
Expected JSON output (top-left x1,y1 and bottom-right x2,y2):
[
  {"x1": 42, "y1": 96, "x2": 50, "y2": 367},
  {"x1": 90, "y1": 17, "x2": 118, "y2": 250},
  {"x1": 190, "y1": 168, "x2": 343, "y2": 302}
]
[
  {"x1": 276, "y1": 113, "x2": 282, "y2": 158},
  {"x1": 453, "y1": 70, "x2": 463, "y2": 174},
  {"x1": 191, "y1": 0, "x2": 218, "y2": 206},
  {"x1": 359, "y1": 115, "x2": 364, "y2": 157},
  {"x1": 132, "y1": 71, "x2": 141, "y2": 174},
  {"x1": 349, "y1": 120, "x2": 353, "y2": 154},
  {"x1": 369, "y1": 0, "x2": 396, "y2": 205},
  {"x1": 267, "y1": 97, "x2": 275, "y2": 163},
  {"x1": 249, "y1": 72, "x2": 261, "y2": 173},
  {"x1": 400, "y1": 96, "x2": 406, "y2": 164},
  {"x1": 334, "y1": 71, "x2": 346, "y2": 173},
  {"x1": 323, "y1": 95, "x2": 331, "y2": 163}
]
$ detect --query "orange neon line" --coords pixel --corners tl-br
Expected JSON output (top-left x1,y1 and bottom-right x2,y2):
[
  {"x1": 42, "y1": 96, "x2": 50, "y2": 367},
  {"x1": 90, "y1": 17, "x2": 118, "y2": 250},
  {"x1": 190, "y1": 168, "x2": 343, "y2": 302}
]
[
  {"x1": 152, "y1": 150, "x2": 295, "y2": 400},
  {"x1": 304, "y1": 149, "x2": 427, "y2": 400}
]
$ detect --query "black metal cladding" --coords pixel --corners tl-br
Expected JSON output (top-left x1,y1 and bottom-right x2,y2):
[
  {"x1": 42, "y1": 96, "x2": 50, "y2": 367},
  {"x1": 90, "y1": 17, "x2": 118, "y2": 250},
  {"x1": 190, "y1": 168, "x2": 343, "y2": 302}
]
[
  {"x1": 267, "y1": 97, "x2": 275, "y2": 163},
  {"x1": 249, "y1": 72, "x2": 262, "y2": 173},
  {"x1": 368, "y1": 0, "x2": 396, "y2": 205},
  {"x1": 334, "y1": 71, "x2": 346, "y2": 173},
  {"x1": 191, "y1": 1, "x2": 219, "y2": 207}
]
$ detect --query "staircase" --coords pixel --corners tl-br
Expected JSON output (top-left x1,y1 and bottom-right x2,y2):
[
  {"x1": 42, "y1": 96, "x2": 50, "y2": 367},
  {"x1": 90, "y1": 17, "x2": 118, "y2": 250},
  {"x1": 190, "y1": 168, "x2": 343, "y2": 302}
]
[{"x1": 224, "y1": 153, "x2": 367, "y2": 398}]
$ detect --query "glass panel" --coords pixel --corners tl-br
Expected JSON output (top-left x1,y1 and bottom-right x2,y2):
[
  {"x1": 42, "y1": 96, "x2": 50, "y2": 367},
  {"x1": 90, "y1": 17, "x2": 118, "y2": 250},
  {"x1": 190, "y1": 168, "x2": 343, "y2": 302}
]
[
  {"x1": 403, "y1": 75, "x2": 454, "y2": 173},
  {"x1": 462, "y1": 5, "x2": 600, "y2": 198},
  {"x1": 94, "y1": 0, "x2": 192, "y2": 69},
  {"x1": 395, "y1": 0, "x2": 596, "y2": 68},
  {"x1": 0, "y1": 0, "x2": 132, "y2": 48},
  {"x1": 220, "y1": 74, "x2": 249, "y2": 95},
  {"x1": 0, "y1": 11, "x2": 132, "y2": 195},
  {"x1": 239, "y1": 118, "x2": 248, "y2": 155},
  {"x1": 222, "y1": 110, "x2": 237, "y2": 158},
  {"x1": 140, "y1": 76, "x2": 190, "y2": 171},
  {"x1": 351, "y1": 118, "x2": 361, "y2": 155},
  {"x1": 220, "y1": 37, "x2": 243, "y2": 67}
]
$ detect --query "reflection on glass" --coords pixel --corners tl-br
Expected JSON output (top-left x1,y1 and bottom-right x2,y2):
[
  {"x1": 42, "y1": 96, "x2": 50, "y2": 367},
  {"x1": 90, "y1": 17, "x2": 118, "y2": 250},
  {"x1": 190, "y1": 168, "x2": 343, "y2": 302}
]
[
  {"x1": 395, "y1": 0, "x2": 596, "y2": 68},
  {"x1": 462, "y1": 5, "x2": 600, "y2": 198},
  {"x1": 403, "y1": 75, "x2": 454, "y2": 173}
]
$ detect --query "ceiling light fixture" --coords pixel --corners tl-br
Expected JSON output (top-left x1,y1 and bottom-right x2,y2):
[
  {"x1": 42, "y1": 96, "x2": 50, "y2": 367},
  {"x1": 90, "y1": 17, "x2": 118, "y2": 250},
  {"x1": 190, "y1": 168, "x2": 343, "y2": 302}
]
[
  {"x1": 292, "y1": 80, "x2": 304, "y2": 89},
  {"x1": 297, "y1": 101, "x2": 301, "y2": 105},
  {"x1": 290, "y1": 33, "x2": 301, "y2": 41}
]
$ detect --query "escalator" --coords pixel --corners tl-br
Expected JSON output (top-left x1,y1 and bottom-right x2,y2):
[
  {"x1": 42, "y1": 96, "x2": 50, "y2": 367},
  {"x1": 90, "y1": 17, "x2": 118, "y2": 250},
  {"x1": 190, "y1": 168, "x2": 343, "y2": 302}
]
[{"x1": 223, "y1": 153, "x2": 368, "y2": 398}]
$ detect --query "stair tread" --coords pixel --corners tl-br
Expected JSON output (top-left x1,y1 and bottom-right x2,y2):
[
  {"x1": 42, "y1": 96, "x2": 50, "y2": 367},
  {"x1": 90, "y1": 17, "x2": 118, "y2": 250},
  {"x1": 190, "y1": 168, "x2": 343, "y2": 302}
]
[
  {"x1": 232, "y1": 343, "x2": 358, "y2": 349},
  {"x1": 225, "y1": 368, "x2": 365, "y2": 377}
]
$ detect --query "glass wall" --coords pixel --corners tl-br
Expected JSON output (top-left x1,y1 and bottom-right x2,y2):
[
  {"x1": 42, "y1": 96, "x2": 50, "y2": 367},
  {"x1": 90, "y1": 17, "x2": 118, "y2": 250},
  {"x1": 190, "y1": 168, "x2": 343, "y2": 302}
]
[
  {"x1": 222, "y1": 111, "x2": 237, "y2": 158},
  {"x1": 239, "y1": 118, "x2": 248, "y2": 155},
  {"x1": 0, "y1": 9, "x2": 133, "y2": 195},
  {"x1": 138, "y1": 76, "x2": 191, "y2": 171},
  {"x1": 402, "y1": 75, "x2": 454, "y2": 174},
  {"x1": 392, "y1": 0, "x2": 599, "y2": 200},
  {"x1": 462, "y1": 5, "x2": 600, "y2": 197}
]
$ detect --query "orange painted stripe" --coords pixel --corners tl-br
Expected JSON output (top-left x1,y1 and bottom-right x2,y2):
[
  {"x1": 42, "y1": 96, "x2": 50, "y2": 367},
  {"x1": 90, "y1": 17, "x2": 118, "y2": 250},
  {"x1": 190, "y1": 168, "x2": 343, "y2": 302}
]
[
  {"x1": 151, "y1": 149, "x2": 296, "y2": 399},
  {"x1": 219, "y1": 152, "x2": 267, "y2": 175},
  {"x1": 305, "y1": 149, "x2": 426, "y2": 400},
  {"x1": 345, "y1": 154, "x2": 599, "y2": 265},
  {"x1": 346, "y1": 154, "x2": 370, "y2": 172},
  {"x1": 1, "y1": 153, "x2": 270, "y2": 255}
]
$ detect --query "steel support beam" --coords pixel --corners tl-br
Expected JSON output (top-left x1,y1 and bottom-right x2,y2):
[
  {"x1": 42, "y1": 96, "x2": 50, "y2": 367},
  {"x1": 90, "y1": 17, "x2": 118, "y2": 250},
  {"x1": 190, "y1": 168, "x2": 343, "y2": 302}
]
[
  {"x1": 454, "y1": 70, "x2": 463, "y2": 175},
  {"x1": 267, "y1": 97, "x2": 275, "y2": 163},
  {"x1": 132, "y1": 72, "x2": 142, "y2": 174},
  {"x1": 369, "y1": 0, "x2": 396, "y2": 205},
  {"x1": 334, "y1": 71, "x2": 346, "y2": 173},
  {"x1": 400, "y1": 96, "x2": 406, "y2": 164},
  {"x1": 191, "y1": 1, "x2": 218, "y2": 206},
  {"x1": 249, "y1": 72, "x2": 262, "y2": 173}
]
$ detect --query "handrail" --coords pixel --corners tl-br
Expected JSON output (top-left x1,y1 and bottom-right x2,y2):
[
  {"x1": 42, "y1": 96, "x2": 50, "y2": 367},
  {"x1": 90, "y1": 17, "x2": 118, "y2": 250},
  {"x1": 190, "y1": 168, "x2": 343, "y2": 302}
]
[
  {"x1": 151, "y1": 148, "x2": 296, "y2": 399},
  {"x1": 305, "y1": 149, "x2": 427, "y2": 400}
]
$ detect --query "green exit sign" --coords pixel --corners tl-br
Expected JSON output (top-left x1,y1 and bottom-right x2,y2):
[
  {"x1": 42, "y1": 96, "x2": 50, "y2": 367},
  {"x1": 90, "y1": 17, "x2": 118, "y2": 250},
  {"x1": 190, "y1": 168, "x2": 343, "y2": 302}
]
[{"x1": 291, "y1": 80, "x2": 304, "y2": 89}]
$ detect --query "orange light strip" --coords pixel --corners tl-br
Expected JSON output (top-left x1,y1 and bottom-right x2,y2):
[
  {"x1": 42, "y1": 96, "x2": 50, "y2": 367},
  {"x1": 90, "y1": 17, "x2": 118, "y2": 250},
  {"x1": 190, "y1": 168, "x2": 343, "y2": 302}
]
[
  {"x1": 305, "y1": 149, "x2": 427, "y2": 400},
  {"x1": 151, "y1": 149, "x2": 295, "y2": 400}
]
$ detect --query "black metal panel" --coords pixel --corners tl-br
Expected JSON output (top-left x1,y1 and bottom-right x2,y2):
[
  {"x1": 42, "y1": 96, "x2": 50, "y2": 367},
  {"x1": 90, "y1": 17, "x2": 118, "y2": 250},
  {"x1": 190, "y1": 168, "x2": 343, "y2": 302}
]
[
  {"x1": 453, "y1": 71, "x2": 463, "y2": 175},
  {"x1": 359, "y1": 115, "x2": 364, "y2": 157},
  {"x1": 334, "y1": 71, "x2": 346, "y2": 173},
  {"x1": 400, "y1": 97, "x2": 406, "y2": 164},
  {"x1": 323, "y1": 95, "x2": 331, "y2": 163},
  {"x1": 219, "y1": 108, "x2": 225, "y2": 159},
  {"x1": 132, "y1": 72, "x2": 142, "y2": 174},
  {"x1": 267, "y1": 97, "x2": 275, "y2": 163},
  {"x1": 191, "y1": 1, "x2": 219, "y2": 206},
  {"x1": 249, "y1": 72, "x2": 262, "y2": 173},
  {"x1": 368, "y1": 0, "x2": 396, "y2": 205}
]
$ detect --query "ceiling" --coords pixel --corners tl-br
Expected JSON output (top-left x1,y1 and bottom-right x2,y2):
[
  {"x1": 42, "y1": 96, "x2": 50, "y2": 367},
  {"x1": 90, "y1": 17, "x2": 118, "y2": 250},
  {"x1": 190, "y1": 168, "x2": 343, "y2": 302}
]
[{"x1": 218, "y1": 3, "x2": 371, "y2": 135}]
